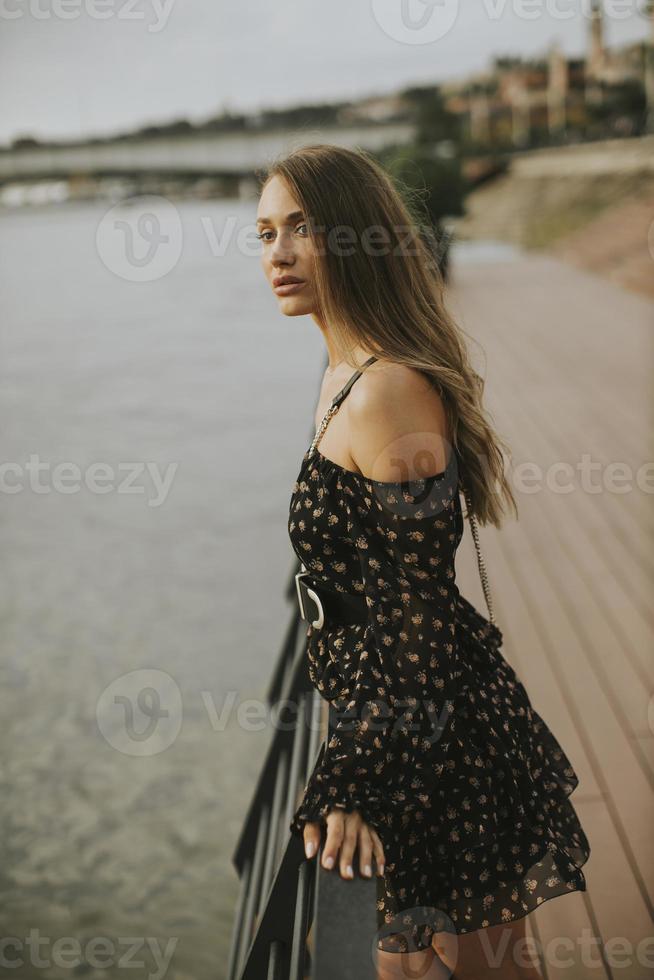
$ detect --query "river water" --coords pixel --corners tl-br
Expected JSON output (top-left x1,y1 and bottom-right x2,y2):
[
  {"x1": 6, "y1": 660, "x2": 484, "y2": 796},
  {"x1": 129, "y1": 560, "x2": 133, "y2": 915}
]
[{"x1": 0, "y1": 197, "x2": 518, "y2": 980}]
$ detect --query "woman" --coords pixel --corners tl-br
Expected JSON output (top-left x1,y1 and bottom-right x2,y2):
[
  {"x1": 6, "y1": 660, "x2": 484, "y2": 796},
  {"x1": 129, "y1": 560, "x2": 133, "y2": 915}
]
[{"x1": 255, "y1": 144, "x2": 590, "y2": 979}]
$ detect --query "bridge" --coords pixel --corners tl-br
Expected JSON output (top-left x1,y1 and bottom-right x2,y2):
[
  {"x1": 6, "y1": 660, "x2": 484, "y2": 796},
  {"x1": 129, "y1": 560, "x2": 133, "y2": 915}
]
[{"x1": 0, "y1": 122, "x2": 416, "y2": 183}]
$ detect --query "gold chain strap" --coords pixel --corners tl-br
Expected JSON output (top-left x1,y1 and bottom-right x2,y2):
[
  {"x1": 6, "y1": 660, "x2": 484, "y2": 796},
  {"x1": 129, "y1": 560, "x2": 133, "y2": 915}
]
[
  {"x1": 461, "y1": 483, "x2": 495, "y2": 625},
  {"x1": 309, "y1": 403, "x2": 339, "y2": 455}
]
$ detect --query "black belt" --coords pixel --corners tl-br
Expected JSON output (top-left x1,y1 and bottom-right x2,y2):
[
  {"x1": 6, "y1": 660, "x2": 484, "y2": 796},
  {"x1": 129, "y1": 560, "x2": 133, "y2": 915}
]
[{"x1": 294, "y1": 565, "x2": 369, "y2": 630}]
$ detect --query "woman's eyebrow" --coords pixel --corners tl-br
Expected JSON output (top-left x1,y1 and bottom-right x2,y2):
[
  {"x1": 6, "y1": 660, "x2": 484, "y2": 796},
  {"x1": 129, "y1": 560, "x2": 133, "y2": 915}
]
[{"x1": 256, "y1": 210, "x2": 304, "y2": 226}]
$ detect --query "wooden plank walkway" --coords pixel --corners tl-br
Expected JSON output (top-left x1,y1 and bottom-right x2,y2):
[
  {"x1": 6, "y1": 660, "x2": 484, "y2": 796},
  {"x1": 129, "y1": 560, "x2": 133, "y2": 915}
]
[{"x1": 448, "y1": 252, "x2": 654, "y2": 980}]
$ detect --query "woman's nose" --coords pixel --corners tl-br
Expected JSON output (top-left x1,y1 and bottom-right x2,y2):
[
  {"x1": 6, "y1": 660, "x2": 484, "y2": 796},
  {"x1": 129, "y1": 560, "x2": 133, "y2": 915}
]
[{"x1": 270, "y1": 232, "x2": 295, "y2": 265}]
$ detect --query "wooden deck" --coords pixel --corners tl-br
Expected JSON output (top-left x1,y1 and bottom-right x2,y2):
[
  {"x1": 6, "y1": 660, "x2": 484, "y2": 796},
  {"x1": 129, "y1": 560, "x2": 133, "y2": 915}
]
[{"x1": 447, "y1": 251, "x2": 654, "y2": 980}]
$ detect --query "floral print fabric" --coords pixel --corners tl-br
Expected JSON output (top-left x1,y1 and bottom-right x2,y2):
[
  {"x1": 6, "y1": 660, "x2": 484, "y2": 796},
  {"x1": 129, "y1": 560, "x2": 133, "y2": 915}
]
[{"x1": 287, "y1": 443, "x2": 590, "y2": 953}]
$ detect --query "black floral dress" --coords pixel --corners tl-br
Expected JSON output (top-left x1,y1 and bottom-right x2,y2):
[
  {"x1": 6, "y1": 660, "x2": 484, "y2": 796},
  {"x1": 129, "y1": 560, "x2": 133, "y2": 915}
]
[{"x1": 287, "y1": 360, "x2": 590, "y2": 953}]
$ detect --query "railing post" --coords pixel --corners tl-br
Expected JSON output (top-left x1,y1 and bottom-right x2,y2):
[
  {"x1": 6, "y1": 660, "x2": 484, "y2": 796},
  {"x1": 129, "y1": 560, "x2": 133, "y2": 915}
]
[
  {"x1": 284, "y1": 692, "x2": 308, "y2": 835},
  {"x1": 226, "y1": 855, "x2": 253, "y2": 980},
  {"x1": 289, "y1": 858, "x2": 314, "y2": 980},
  {"x1": 311, "y1": 860, "x2": 378, "y2": 980},
  {"x1": 259, "y1": 752, "x2": 290, "y2": 916},
  {"x1": 236, "y1": 800, "x2": 270, "y2": 973},
  {"x1": 266, "y1": 938, "x2": 285, "y2": 980}
]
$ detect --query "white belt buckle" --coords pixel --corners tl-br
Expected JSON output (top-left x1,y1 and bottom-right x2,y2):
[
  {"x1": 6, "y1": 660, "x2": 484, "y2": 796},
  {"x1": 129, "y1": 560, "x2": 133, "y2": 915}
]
[{"x1": 294, "y1": 565, "x2": 325, "y2": 629}]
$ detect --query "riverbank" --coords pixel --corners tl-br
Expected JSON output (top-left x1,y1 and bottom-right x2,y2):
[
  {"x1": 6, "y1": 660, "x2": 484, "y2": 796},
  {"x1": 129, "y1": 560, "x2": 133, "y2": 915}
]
[{"x1": 450, "y1": 136, "x2": 654, "y2": 300}]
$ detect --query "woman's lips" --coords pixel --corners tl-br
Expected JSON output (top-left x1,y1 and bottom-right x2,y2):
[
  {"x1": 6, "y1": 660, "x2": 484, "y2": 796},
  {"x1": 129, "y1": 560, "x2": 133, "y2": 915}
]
[{"x1": 274, "y1": 281, "x2": 305, "y2": 296}]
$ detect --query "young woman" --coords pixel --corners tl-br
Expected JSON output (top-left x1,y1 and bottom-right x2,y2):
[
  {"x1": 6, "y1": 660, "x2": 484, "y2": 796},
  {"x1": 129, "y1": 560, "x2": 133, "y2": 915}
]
[{"x1": 256, "y1": 144, "x2": 590, "y2": 979}]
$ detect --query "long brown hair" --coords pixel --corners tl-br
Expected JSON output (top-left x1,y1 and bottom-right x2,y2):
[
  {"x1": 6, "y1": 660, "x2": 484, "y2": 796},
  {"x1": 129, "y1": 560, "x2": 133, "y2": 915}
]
[{"x1": 258, "y1": 143, "x2": 517, "y2": 527}]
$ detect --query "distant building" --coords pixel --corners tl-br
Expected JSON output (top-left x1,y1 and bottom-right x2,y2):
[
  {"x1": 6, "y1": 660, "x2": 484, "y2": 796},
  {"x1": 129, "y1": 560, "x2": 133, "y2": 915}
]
[
  {"x1": 585, "y1": 0, "x2": 650, "y2": 100},
  {"x1": 587, "y1": 0, "x2": 605, "y2": 82},
  {"x1": 439, "y1": 2, "x2": 653, "y2": 145}
]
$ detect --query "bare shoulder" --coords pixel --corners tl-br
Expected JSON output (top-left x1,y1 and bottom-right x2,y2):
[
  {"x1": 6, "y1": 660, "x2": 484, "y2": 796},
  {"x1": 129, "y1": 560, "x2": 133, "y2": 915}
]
[
  {"x1": 345, "y1": 358, "x2": 450, "y2": 482},
  {"x1": 350, "y1": 358, "x2": 435, "y2": 405}
]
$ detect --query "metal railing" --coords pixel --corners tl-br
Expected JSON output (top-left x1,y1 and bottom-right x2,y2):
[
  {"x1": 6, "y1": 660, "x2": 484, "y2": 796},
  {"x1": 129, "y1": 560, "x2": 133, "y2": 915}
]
[{"x1": 226, "y1": 561, "x2": 379, "y2": 980}]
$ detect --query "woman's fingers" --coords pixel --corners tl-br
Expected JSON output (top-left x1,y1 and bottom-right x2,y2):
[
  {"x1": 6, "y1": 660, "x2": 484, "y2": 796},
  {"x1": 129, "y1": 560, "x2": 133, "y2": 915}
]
[
  {"x1": 308, "y1": 809, "x2": 383, "y2": 880},
  {"x1": 302, "y1": 821, "x2": 322, "y2": 860},
  {"x1": 370, "y1": 827, "x2": 386, "y2": 876},
  {"x1": 357, "y1": 825, "x2": 374, "y2": 878},
  {"x1": 321, "y1": 810, "x2": 346, "y2": 872},
  {"x1": 338, "y1": 811, "x2": 360, "y2": 880}
]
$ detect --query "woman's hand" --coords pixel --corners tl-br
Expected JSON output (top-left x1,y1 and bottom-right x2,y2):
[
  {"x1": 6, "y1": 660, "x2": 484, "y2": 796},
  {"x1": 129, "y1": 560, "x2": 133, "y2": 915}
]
[{"x1": 302, "y1": 808, "x2": 385, "y2": 880}]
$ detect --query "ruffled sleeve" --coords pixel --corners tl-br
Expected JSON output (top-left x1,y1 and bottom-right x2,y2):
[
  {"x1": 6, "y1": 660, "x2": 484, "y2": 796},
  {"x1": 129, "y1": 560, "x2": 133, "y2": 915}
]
[{"x1": 289, "y1": 466, "x2": 463, "y2": 840}]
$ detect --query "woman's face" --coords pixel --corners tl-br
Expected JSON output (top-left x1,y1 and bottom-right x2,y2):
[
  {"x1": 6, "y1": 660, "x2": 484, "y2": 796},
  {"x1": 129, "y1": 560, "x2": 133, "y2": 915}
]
[{"x1": 256, "y1": 175, "x2": 317, "y2": 317}]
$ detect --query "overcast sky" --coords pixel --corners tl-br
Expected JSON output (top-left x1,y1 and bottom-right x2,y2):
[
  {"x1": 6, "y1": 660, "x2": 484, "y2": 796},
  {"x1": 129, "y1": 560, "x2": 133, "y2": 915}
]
[{"x1": 0, "y1": 0, "x2": 650, "y2": 145}]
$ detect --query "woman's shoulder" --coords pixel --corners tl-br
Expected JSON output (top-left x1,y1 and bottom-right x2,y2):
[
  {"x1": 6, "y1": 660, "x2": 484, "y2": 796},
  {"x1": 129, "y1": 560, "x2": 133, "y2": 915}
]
[
  {"x1": 345, "y1": 358, "x2": 450, "y2": 484},
  {"x1": 355, "y1": 356, "x2": 432, "y2": 395}
]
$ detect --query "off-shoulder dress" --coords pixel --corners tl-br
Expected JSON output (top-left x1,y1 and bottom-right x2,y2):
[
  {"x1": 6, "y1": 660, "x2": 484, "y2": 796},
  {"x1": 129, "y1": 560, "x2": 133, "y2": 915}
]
[{"x1": 287, "y1": 356, "x2": 590, "y2": 953}]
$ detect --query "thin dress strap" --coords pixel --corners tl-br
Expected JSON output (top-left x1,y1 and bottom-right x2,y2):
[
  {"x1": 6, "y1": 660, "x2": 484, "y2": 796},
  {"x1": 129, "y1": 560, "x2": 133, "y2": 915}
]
[{"x1": 308, "y1": 355, "x2": 377, "y2": 456}]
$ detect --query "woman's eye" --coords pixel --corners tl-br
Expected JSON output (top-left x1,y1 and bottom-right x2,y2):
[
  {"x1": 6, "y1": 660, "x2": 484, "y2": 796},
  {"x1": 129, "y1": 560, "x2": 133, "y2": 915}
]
[{"x1": 256, "y1": 224, "x2": 306, "y2": 242}]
